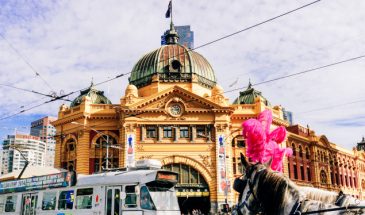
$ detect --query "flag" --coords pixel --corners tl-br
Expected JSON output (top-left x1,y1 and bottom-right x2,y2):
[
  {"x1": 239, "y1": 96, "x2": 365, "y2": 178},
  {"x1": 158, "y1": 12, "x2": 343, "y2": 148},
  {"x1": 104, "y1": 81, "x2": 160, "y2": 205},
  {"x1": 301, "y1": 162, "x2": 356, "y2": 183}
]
[{"x1": 165, "y1": 1, "x2": 172, "y2": 18}]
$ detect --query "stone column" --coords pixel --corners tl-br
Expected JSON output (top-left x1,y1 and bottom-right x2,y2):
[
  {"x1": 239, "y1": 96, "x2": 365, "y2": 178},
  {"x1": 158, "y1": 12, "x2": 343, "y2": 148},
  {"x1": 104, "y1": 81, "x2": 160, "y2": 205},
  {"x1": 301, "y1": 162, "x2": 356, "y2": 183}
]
[
  {"x1": 76, "y1": 129, "x2": 90, "y2": 174},
  {"x1": 141, "y1": 125, "x2": 146, "y2": 142},
  {"x1": 174, "y1": 126, "x2": 179, "y2": 142},
  {"x1": 158, "y1": 126, "x2": 162, "y2": 142},
  {"x1": 190, "y1": 126, "x2": 196, "y2": 142}
]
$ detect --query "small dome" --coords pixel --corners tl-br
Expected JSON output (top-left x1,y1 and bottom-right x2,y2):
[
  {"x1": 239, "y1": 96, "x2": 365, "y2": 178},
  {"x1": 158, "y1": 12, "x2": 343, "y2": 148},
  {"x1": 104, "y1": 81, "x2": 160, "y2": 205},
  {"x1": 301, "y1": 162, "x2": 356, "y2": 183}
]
[
  {"x1": 125, "y1": 84, "x2": 138, "y2": 97},
  {"x1": 129, "y1": 43, "x2": 216, "y2": 89},
  {"x1": 233, "y1": 83, "x2": 271, "y2": 106},
  {"x1": 70, "y1": 84, "x2": 112, "y2": 107}
]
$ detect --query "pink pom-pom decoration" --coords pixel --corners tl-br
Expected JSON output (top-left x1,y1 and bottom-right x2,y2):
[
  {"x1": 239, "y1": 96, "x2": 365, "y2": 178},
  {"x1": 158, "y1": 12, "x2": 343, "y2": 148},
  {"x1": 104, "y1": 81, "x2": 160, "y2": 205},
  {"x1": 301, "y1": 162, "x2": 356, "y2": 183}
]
[{"x1": 241, "y1": 109, "x2": 292, "y2": 172}]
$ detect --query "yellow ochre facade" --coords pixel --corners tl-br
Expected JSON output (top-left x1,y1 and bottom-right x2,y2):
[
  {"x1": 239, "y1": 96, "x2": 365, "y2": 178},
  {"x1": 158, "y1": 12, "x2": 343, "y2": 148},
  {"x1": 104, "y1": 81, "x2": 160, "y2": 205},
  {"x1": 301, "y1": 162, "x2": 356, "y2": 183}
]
[{"x1": 53, "y1": 24, "x2": 365, "y2": 213}]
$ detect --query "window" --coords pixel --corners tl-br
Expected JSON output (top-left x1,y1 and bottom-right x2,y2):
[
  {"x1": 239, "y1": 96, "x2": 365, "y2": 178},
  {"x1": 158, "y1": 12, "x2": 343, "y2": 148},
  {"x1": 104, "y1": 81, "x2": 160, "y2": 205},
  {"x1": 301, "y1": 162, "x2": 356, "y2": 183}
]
[
  {"x1": 293, "y1": 164, "x2": 298, "y2": 179},
  {"x1": 4, "y1": 195, "x2": 17, "y2": 212},
  {"x1": 163, "y1": 127, "x2": 172, "y2": 138},
  {"x1": 299, "y1": 146, "x2": 303, "y2": 158},
  {"x1": 140, "y1": 186, "x2": 155, "y2": 210},
  {"x1": 307, "y1": 167, "x2": 311, "y2": 181},
  {"x1": 124, "y1": 186, "x2": 137, "y2": 208},
  {"x1": 320, "y1": 170, "x2": 327, "y2": 185},
  {"x1": 292, "y1": 144, "x2": 296, "y2": 156},
  {"x1": 42, "y1": 192, "x2": 57, "y2": 210},
  {"x1": 237, "y1": 140, "x2": 245, "y2": 148},
  {"x1": 196, "y1": 126, "x2": 206, "y2": 138},
  {"x1": 76, "y1": 188, "x2": 93, "y2": 209},
  {"x1": 300, "y1": 166, "x2": 305, "y2": 180},
  {"x1": 114, "y1": 189, "x2": 120, "y2": 214},
  {"x1": 0, "y1": 196, "x2": 4, "y2": 213},
  {"x1": 107, "y1": 190, "x2": 112, "y2": 215},
  {"x1": 58, "y1": 190, "x2": 74, "y2": 210},
  {"x1": 180, "y1": 126, "x2": 189, "y2": 138},
  {"x1": 147, "y1": 126, "x2": 157, "y2": 138}
]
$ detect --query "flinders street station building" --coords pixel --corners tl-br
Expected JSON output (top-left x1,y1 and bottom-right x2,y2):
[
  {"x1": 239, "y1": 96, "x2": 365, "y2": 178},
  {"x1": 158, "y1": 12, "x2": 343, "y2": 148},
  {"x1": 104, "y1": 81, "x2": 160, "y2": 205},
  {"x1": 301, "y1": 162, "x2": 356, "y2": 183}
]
[{"x1": 53, "y1": 23, "x2": 365, "y2": 214}]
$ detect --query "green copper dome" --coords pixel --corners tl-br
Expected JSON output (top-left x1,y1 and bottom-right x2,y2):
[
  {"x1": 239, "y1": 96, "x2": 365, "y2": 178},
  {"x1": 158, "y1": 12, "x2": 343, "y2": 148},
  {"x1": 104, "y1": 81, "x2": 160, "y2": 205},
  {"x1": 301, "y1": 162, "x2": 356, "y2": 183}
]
[
  {"x1": 129, "y1": 43, "x2": 216, "y2": 88},
  {"x1": 233, "y1": 83, "x2": 271, "y2": 106},
  {"x1": 70, "y1": 83, "x2": 112, "y2": 107}
]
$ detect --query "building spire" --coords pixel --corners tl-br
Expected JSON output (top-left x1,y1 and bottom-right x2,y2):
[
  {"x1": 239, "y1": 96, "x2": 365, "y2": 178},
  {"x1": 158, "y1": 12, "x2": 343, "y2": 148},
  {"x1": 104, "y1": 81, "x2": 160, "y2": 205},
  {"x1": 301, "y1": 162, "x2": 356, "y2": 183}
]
[
  {"x1": 164, "y1": 0, "x2": 179, "y2": 44},
  {"x1": 248, "y1": 78, "x2": 252, "y2": 89}
]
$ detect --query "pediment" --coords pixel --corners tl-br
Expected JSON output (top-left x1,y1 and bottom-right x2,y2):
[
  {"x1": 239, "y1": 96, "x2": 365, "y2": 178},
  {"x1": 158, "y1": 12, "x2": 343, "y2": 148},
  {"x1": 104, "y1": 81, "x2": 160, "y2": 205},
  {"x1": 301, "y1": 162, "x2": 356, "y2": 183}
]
[{"x1": 124, "y1": 86, "x2": 231, "y2": 113}]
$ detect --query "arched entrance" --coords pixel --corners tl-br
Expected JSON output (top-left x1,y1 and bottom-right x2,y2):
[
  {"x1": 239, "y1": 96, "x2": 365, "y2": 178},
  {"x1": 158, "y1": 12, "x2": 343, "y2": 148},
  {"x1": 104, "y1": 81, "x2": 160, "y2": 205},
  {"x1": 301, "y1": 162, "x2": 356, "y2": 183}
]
[{"x1": 163, "y1": 163, "x2": 210, "y2": 214}]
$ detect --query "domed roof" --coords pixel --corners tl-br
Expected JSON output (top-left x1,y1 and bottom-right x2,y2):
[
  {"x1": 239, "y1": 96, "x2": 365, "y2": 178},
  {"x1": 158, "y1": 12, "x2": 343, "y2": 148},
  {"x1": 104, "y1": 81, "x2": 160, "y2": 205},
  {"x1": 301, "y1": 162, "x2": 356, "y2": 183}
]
[
  {"x1": 70, "y1": 83, "x2": 112, "y2": 107},
  {"x1": 129, "y1": 25, "x2": 216, "y2": 89},
  {"x1": 233, "y1": 82, "x2": 271, "y2": 106}
]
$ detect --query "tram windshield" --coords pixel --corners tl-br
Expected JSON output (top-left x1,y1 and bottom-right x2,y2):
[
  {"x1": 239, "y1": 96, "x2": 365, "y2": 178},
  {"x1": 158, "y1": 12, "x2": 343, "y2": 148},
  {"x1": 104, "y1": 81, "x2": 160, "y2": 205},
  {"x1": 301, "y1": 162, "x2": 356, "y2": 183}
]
[{"x1": 145, "y1": 171, "x2": 180, "y2": 211}]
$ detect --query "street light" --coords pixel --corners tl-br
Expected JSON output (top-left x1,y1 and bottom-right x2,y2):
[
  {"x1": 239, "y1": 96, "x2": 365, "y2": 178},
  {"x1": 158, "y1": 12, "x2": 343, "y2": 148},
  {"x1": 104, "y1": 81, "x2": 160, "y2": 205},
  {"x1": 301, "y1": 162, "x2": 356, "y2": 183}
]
[{"x1": 71, "y1": 121, "x2": 117, "y2": 170}]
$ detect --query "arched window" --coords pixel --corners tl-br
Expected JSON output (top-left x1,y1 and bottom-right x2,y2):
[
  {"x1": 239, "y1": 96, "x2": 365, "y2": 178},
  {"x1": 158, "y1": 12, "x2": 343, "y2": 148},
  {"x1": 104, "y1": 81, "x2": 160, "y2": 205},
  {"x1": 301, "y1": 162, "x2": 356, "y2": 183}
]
[
  {"x1": 292, "y1": 143, "x2": 296, "y2": 156},
  {"x1": 298, "y1": 146, "x2": 303, "y2": 158},
  {"x1": 162, "y1": 163, "x2": 209, "y2": 190},
  {"x1": 63, "y1": 138, "x2": 77, "y2": 171},
  {"x1": 362, "y1": 180, "x2": 365, "y2": 190},
  {"x1": 92, "y1": 134, "x2": 119, "y2": 173},
  {"x1": 320, "y1": 170, "x2": 327, "y2": 185}
]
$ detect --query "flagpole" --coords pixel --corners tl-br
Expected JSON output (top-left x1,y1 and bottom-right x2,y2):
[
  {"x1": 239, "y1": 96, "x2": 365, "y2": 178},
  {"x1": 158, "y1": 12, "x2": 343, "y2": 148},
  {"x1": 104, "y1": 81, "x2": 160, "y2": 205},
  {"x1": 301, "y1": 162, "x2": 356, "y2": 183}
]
[{"x1": 170, "y1": 0, "x2": 173, "y2": 25}]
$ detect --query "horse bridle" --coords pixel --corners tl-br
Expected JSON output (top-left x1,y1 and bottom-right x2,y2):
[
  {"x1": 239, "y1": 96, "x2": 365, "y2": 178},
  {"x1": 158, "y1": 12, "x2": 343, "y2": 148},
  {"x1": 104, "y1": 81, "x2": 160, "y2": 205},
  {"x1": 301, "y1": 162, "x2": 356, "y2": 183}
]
[{"x1": 234, "y1": 163, "x2": 266, "y2": 215}]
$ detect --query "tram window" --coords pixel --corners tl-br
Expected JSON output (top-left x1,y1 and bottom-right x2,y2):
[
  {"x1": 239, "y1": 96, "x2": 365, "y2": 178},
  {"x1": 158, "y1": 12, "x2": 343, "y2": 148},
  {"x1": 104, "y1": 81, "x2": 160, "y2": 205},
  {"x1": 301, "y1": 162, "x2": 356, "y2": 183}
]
[
  {"x1": 76, "y1": 188, "x2": 93, "y2": 209},
  {"x1": 58, "y1": 190, "x2": 74, "y2": 210},
  {"x1": 0, "y1": 196, "x2": 4, "y2": 213},
  {"x1": 107, "y1": 190, "x2": 112, "y2": 215},
  {"x1": 140, "y1": 186, "x2": 155, "y2": 210},
  {"x1": 4, "y1": 195, "x2": 17, "y2": 212},
  {"x1": 124, "y1": 185, "x2": 137, "y2": 208},
  {"x1": 42, "y1": 192, "x2": 57, "y2": 210}
]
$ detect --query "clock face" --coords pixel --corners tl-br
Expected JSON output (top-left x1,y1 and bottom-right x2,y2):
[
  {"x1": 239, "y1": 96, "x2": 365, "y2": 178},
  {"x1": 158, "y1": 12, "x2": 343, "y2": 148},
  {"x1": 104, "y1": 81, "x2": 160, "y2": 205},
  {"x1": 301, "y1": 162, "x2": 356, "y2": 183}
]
[{"x1": 169, "y1": 104, "x2": 182, "y2": 116}]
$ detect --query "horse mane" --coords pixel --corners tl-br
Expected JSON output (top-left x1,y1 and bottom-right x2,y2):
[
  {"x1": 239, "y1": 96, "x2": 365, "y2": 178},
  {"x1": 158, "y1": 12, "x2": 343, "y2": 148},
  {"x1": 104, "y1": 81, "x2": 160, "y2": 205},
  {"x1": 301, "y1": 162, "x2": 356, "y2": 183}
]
[
  {"x1": 256, "y1": 170, "x2": 301, "y2": 215},
  {"x1": 298, "y1": 186, "x2": 338, "y2": 204}
]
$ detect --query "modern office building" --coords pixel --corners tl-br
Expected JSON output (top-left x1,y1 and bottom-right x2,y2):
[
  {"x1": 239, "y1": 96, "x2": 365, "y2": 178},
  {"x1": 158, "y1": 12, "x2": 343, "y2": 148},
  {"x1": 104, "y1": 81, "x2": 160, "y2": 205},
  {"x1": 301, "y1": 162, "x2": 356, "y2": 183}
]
[
  {"x1": 1, "y1": 134, "x2": 46, "y2": 175},
  {"x1": 161, "y1": 25, "x2": 194, "y2": 49},
  {"x1": 283, "y1": 108, "x2": 294, "y2": 125},
  {"x1": 31, "y1": 116, "x2": 57, "y2": 167}
]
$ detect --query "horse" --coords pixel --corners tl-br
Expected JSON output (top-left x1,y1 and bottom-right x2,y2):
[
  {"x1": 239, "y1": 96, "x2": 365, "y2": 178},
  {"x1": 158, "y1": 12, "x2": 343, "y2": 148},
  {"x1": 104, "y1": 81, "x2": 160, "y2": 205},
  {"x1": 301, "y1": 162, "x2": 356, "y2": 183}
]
[{"x1": 232, "y1": 153, "x2": 365, "y2": 215}]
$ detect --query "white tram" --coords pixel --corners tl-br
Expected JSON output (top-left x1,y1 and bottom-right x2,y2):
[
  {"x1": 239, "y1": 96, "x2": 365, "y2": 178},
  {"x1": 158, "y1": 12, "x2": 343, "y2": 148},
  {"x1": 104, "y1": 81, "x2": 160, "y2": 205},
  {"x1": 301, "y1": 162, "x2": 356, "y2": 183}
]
[{"x1": 0, "y1": 160, "x2": 180, "y2": 215}]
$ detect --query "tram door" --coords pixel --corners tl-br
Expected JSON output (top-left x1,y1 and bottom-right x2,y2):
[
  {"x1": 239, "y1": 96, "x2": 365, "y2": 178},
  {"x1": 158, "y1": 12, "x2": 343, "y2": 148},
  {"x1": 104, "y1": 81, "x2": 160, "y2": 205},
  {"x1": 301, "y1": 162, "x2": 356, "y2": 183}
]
[
  {"x1": 106, "y1": 187, "x2": 121, "y2": 215},
  {"x1": 22, "y1": 193, "x2": 38, "y2": 215}
]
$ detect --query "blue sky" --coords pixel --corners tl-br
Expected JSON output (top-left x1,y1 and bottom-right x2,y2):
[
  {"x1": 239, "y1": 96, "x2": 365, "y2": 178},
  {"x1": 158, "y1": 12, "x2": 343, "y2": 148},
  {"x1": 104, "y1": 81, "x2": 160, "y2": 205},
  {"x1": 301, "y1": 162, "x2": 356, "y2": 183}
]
[{"x1": 0, "y1": 0, "x2": 365, "y2": 149}]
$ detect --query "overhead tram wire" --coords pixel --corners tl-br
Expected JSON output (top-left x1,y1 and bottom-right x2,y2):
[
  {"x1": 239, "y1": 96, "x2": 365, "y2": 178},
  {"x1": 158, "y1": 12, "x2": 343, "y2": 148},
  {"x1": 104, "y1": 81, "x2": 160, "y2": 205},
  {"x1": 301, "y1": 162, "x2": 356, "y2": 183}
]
[
  {"x1": 157, "y1": 0, "x2": 322, "y2": 64},
  {"x1": 0, "y1": 0, "x2": 322, "y2": 108},
  {"x1": 296, "y1": 98, "x2": 365, "y2": 115},
  {"x1": 1, "y1": 53, "x2": 364, "y2": 121},
  {"x1": 224, "y1": 54, "x2": 365, "y2": 94},
  {"x1": 0, "y1": 73, "x2": 128, "y2": 121},
  {"x1": 0, "y1": 33, "x2": 54, "y2": 91},
  {"x1": 0, "y1": 84, "x2": 72, "y2": 102}
]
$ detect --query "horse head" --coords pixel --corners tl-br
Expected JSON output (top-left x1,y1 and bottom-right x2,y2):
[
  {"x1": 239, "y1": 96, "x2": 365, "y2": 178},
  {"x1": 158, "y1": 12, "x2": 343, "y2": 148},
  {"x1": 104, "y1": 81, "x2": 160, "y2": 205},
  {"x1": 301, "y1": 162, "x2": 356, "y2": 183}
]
[{"x1": 232, "y1": 153, "x2": 301, "y2": 215}]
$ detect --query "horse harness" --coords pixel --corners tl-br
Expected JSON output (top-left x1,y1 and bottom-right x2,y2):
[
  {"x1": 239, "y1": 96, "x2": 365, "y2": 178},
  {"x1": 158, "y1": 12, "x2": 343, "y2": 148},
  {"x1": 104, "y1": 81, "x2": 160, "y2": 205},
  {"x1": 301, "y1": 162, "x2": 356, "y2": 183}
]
[
  {"x1": 233, "y1": 163, "x2": 266, "y2": 215},
  {"x1": 233, "y1": 165, "x2": 365, "y2": 215},
  {"x1": 233, "y1": 164, "x2": 305, "y2": 215}
]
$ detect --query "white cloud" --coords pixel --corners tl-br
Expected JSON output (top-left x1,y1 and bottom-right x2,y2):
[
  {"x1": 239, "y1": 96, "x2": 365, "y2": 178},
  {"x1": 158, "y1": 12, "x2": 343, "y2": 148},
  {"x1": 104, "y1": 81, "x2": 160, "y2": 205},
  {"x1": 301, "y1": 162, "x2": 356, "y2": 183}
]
[{"x1": 0, "y1": 0, "x2": 364, "y2": 148}]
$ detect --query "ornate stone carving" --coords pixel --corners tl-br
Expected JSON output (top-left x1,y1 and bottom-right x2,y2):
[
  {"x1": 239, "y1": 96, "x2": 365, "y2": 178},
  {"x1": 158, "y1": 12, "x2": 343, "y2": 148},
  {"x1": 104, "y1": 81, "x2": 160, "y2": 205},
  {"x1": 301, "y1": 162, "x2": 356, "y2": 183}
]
[
  {"x1": 136, "y1": 144, "x2": 144, "y2": 151},
  {"x1": 139, "y1": 155, "x2": 153, "y2": 159},
  {"x1": 125, "y1": 124, "x2": 137, "y2": 132},
  {"x1": 215, "y1": 124, "x2": 228, "y2": 132},
  {"x1": 199, "y1": 155, "x2": 211, "y2": 168}
]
